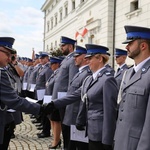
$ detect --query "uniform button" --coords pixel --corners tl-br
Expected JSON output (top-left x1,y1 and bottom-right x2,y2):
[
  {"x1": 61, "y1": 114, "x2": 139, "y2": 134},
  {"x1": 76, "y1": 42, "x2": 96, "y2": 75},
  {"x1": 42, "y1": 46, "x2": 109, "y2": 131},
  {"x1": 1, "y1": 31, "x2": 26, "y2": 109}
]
[
  {"x1": 119, "y1": 119, "x2": 122, "y2": 121},
  {"x1": 121, "y1": 109, "x2": 123, "y2": 112},
  {"x1": 123, "y1": 100, "x2": 125, "y2": 102}
]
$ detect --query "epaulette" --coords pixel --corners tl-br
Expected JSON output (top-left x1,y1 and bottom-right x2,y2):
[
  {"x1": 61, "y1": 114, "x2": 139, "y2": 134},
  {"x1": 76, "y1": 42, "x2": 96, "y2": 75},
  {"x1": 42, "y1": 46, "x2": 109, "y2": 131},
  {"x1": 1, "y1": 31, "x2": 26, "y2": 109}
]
[
  {"x1": 0, "y1": 67, "x2": 5, "y2": 70},
  {"x1": 87, "y1": 68, "x2": 92, "y2": 73},
  {"x1": 105, "y1": 71, "x2": 111, "y2": 76}
]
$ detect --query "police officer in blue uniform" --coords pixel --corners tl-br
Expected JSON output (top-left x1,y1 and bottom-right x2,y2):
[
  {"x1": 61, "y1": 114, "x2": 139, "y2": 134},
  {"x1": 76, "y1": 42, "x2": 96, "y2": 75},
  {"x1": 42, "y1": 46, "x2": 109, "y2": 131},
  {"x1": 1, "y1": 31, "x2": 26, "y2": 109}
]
[
  {"x1": 45, "y1": 45, "x2": 92, "y2": 150},
  {"x1": 26, "y1": 54, "x2": 41, "y2": 99},
  {"x1": 37, "y1": 57, "x2": 63, "y2": 139},
  {"x1": 45, "y1": 57, "x2": 63, "y2": 148},
  {"x1": 0, "y1": 37, "x2": 44, "y2": 149},
  {"x1": 35, "y1": 52, "x2": 53, "y2": 99},
  {"x1": 75, "y1": 44, "x2": 118, "y2": 150},
  {"x1": 52, "y1": 36, "x2": 78, "y2": 150},
  {"x1": 114, "y1": 26, "x2": 150, "y2": 150},
  {"x1": 114, "y1": 48, "x2": 128, "y2": 88}
]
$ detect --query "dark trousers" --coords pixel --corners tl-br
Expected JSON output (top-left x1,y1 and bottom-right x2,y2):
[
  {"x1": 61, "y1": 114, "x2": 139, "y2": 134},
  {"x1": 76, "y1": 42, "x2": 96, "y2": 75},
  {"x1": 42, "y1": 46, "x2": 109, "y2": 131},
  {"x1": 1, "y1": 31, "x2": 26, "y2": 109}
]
[
  {"x1": 0, "y1": 121, "x2": 15, "y2": 150},
  {"x1": 89, "y1": 140, "x2": 103, "y2": 150},
  {"x1": 42, "y1": 115, "x2": 51, "y2": 135},
  {"x1": 62, "y1": 124, "x2": 70, "y2": 149},
  {"x1": 26, "y1": 91, "x2": 35, "y2": 99},
  {"x1": 62, "y1": 125, "x2": 89, "y2": 150},
  {"x1": 68, "y1": 140, "x2": 89, "y2": 150}
]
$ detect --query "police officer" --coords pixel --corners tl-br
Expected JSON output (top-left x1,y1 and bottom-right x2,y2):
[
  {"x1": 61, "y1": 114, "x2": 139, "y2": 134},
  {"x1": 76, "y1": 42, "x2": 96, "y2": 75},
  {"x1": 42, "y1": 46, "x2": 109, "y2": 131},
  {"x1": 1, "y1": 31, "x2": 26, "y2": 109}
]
[
  {"x1": 114, "y1": 26, "x2": 150, "y2": 150},
  {"x1": 33, "y1": 52, "x2": 53, "y2": 134},
  {"x1": 35, "y1": 52, "x2": 53, "y2": 100},
  {"x1": 0, "y1": 37, "x2": 43, "y2": 149},
  {"x1": 114, "y1": 48, "x2": 128, "y2": 88},
  {"x1": 45, "y1": 57, "x2": 63, "y2": 148},
  {"x1": 52, "y1": 36, "x2": 78, "y2": 150},
  {"x1": 21, "y1": 58, "x2": 33, "y2": 97},
  {"x1": 6, "y1": 50, "x2": 24, "y2": 139},
  {"x1": 45, "y1": 45, "x2": 92, "y2": 150},
  {"x1": 26, "y1": 54, "x2": 41, "y2": 99},
  {"x1": 76, "y1": 44, "x2": 118, "y2": 150}
]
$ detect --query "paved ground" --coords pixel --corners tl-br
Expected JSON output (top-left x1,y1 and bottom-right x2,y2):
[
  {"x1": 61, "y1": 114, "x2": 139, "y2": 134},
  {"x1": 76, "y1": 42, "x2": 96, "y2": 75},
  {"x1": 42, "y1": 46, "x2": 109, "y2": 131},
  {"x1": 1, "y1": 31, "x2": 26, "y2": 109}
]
[{"x1": 8, "y1": 113, "x2": 63, "y2": 150}]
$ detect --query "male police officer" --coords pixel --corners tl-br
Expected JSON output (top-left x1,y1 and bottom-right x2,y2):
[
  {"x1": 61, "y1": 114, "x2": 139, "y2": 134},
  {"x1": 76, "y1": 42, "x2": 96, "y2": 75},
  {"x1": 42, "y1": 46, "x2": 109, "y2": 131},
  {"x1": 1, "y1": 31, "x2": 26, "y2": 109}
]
[
  {"x1": 52, "y1": 36, "x2": 78, "y2": 150},
  {"x1": 0, "y1": 37, "x2": 43, "y2": 149},
  {"x1": 114, "y1": 26, "x2": 150, "y2": 150},
  {"x1": 114, "y1": 48, "x2": 128, "y2": 88}
]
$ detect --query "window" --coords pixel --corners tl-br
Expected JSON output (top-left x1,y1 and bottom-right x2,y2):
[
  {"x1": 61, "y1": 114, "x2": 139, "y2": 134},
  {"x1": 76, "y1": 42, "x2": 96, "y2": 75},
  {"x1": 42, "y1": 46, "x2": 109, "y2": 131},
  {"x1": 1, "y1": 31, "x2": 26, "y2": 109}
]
[
  {"x1": 59, "y1": 8, "x2": 63, "y2": 22},
  {"x1": 51, "y1": 43, "x2": 53, "y2": 50},
  {"x1": 65, "y1": 6, "x2": 68, "y2": 16},
  {"x1": 47, "y1": 45, "x2": 49, "y2": 51},
  {"x1": 55, "y1": 13, "x2": 58, "y2": 26},
  {"x1": 55, "y1": 41, "x2": 57, "y2": 47},
  {"x1": 64, "y1": 2, "x2": 68, "y2": 17},
  {"x1": 72, "y1": 0, "x2": 75, "y2": 10},
  {"x1": 47, "y1": 21, "x2": 50, "y2": 32},
  {"x1": 130, "y1": 0, "x2": 138, "y2": 12},
  {"x1": 51, "y1": 18, "x2": 53, "y2": 29}
]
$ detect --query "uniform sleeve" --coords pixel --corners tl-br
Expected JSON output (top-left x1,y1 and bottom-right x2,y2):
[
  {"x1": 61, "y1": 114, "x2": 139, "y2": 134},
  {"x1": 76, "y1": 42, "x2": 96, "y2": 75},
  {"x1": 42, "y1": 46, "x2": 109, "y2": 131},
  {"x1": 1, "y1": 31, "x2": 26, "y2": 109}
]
[
  {"x1": 45, "y1": 68, "x2": 53, "y2": 82},
  {"x1": 102, "y1": 77, "x2": 118, "y2": 145},
  {"x1": 0, "y1": 70, "x2": 41, "y2": 115},
  {"x1": 68, "y1": 58, "x2": 78, "y2": 86},
  {"x1": 137, "y1": 94, "x2": 150, "y2": 150},
  {"x1": 53, "y1": 87, "x2": 81, "y2": 108}
]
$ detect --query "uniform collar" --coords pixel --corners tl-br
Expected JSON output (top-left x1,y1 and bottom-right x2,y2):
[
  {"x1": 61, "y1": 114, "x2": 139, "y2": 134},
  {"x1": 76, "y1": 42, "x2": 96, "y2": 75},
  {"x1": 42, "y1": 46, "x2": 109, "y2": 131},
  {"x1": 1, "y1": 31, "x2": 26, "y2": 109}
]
[
  {"x1": 79, "y1": 65, "x2": 88, "y2": 73},
  {"x1": 134, "y1": 56, "x2": 150, "y2": 72},
  {"x1": 92, "y1": 66, "x2": 105, "y2": 80}
]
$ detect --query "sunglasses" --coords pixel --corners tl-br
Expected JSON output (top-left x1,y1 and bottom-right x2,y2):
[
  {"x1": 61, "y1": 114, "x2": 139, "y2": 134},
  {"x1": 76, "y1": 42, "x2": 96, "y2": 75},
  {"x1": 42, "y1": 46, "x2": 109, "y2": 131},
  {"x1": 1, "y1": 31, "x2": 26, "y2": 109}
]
[{"x1": 0, "y1": 49, "x2": 11, "y2": 57}]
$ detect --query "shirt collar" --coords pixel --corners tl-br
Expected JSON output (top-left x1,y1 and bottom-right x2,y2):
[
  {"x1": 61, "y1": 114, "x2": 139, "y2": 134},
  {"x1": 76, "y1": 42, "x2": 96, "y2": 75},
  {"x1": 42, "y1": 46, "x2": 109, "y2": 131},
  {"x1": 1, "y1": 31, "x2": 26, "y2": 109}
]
[
  {"x1": 79, "y1": 65, "x2": 88, "y2": 73},
  {"x1": 92, "y1": 67, "x2": 105, "y2": 80},
  {"x1": 134, "y1": 56, "x2": 150, "y2": 72}
]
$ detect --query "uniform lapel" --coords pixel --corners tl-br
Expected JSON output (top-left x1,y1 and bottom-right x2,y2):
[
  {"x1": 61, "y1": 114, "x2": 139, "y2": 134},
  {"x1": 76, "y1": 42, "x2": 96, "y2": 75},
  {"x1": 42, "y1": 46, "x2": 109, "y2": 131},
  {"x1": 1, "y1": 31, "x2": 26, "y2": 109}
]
[
  {"x1": 89, "y1": 68, "x2": 106, "y2": 88},
  {"x1": 115, "y1": 64, "x2": 128, "y2": 78},
  {"x1": 123, "y1": 59, "x2": 150, "y2": 90}
]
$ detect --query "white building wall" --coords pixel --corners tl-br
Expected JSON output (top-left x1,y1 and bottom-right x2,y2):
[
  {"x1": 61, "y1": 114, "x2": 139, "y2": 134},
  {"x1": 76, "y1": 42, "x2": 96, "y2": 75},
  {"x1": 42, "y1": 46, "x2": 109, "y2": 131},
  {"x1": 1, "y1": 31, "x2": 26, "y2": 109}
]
[
  {"x1": 115, "y1": 0, "x2": 150, "y2": 66},
  {"x1": 41, "y1": 0, "x2": 150, "y2": 67}
]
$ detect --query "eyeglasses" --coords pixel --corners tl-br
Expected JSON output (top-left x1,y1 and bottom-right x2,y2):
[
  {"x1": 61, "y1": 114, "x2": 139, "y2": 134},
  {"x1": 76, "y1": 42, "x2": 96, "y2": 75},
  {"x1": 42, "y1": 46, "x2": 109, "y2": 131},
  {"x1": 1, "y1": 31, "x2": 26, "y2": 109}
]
[{"x1": 0, "y1": 49, "x2": 11, "y2": 57}]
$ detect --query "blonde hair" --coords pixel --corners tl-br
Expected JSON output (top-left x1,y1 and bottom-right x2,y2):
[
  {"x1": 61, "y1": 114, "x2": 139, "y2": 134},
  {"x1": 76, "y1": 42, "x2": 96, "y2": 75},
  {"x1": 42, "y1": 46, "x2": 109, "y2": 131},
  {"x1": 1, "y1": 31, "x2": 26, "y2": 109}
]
[{"x1": 94, "y1": 54, "x2": 109, "y2": 64}]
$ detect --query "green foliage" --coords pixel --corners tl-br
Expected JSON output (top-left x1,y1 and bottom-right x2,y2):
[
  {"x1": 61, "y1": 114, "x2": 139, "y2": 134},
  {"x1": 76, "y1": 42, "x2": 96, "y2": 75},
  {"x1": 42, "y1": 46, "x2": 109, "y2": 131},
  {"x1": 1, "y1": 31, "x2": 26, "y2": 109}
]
[{"x1": 49, "y1": 48, "x2": 63, "y2": 57}]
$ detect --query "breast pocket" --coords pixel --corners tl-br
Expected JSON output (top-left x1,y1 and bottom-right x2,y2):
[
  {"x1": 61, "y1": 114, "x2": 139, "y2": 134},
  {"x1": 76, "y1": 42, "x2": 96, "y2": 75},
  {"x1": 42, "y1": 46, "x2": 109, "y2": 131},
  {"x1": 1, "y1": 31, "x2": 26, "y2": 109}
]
[{"x1": 127, "y1": 86, "x2": 146, "y2": 109}]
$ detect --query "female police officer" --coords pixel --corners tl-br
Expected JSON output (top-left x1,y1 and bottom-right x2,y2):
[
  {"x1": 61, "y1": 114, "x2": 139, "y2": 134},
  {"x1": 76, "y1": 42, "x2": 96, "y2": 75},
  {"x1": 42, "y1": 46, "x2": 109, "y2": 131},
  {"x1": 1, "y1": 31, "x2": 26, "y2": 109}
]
[{"x1": 76, "y1": 44, "x2": 118, "y2": 150}]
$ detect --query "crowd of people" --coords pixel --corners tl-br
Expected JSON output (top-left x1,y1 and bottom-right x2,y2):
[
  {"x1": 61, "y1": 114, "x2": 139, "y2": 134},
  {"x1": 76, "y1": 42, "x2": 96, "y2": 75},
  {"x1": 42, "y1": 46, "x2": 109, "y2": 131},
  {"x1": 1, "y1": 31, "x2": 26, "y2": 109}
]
[{"x1": 0, "y1": 24, "x2": 150, "y2": 150}]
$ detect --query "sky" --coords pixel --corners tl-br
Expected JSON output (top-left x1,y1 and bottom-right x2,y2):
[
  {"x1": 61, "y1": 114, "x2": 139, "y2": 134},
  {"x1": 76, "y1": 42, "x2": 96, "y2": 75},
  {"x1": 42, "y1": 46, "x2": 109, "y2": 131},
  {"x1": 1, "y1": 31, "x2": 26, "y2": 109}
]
[{"x1": 0, "y1": 0, "x2": 45, "y2": 58}]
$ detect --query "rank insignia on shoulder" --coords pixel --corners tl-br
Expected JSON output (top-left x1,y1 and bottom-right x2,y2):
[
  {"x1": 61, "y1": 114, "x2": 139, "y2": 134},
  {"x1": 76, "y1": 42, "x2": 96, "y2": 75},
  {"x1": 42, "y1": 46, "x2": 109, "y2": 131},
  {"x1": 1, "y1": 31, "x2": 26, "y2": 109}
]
[
  {"x1": 0, "y1": 67, "x2": 4, "y2": 70},
  {"x1": 105, "y1": 72, "x2": 111, "y2": 76}
]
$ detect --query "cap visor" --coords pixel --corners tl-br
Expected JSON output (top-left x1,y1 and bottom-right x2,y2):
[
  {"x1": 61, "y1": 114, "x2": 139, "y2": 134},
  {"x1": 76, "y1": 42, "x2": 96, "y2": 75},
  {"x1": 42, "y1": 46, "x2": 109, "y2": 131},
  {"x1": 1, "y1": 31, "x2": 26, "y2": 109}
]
[
  {"x1": 74, "y1": 53, "x2": 81, "y2": 57},
  {"x1": 122, "y1": 39, "x2": 134, "y2": 44},
  {"x1": 4, "y1": 46, "x2": 16, "y2": 54},
  {"x1": 85, "y1": 54, "x2": 93, "y2": 58}
]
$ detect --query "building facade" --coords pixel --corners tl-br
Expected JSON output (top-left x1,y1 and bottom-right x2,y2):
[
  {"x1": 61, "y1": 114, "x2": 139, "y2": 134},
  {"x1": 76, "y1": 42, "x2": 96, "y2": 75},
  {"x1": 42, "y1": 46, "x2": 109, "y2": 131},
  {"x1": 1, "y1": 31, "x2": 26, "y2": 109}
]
[{"x1": 41, "y1": 0, "x2": 150, "y2": 68}]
